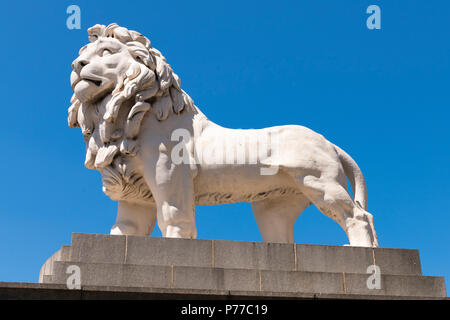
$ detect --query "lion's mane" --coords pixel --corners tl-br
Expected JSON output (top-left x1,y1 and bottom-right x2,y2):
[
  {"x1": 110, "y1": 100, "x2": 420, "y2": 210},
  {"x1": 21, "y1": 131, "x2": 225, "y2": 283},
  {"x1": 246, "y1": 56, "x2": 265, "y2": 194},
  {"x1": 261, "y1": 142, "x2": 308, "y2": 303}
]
[{"x1": 67, "y1": 23, "x2": 195, "y2": 201}]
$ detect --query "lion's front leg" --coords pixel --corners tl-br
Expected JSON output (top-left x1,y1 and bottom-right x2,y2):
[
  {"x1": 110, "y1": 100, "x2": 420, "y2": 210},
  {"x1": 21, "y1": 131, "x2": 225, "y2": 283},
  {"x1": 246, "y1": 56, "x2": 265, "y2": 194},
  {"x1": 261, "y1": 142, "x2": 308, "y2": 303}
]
[
  {"x1": 157, "y1": 196, "x2": 196, "y2": 239},
  {"x1": 153, "y1": 174, "x2": 197, "y2": 239},
  {"x1": 110, "y1": 200, "x2": 157, "y2": 236},
  {"x1": 143, "y1": 155, "x2": 197, "y2": 239}
]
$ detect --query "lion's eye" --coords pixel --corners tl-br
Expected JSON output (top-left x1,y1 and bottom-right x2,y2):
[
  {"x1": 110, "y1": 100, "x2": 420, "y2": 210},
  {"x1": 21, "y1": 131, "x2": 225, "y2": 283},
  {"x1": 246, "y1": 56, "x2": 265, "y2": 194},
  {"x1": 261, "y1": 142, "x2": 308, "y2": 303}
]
[{"x1": 100, "y1": 49, "x2": 112, "y2": 57}]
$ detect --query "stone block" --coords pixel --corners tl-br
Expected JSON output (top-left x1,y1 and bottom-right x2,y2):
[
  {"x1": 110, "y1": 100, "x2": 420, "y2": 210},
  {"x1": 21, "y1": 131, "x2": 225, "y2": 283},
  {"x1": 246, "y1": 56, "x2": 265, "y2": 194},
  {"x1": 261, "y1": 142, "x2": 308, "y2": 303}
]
[
  {"x1": 60, "y1": 245, "x2": 72, "y2": 261},
  {"x1": 345, "y1": 273, "x2": 446, "y2": 297},
  {"x1": 214, "y1": 240, "x2": 295, "y2": 271},
  {"x1": 52, "y1": 261, "x2": 124, "y2": 287},
  {"x1": 296, "y1": 244, "x2": 374, "y2": 274},
  {"x1": 173, "y1": 266, "x2": 260, "y2": 291},
  {"x1": 261, "y1": 270, "x2": 344, "y2": 294},
  {"x1": 71, "y1": 233, "x2": 126, "y2": 264},
  {"x1": 344, "y1": 272, "x2": 385, "y2": 296},
  {"x1": 121, "y1": 264, "x2": 172, "y2": 289},
  {"x1": 373, "y1": 248, "x2": 422, "y2": 275},
  {"x1": 51, "y1": 261, "x2": 172, "y2": 289},
  {"x1": 126, "y1": 236, "x2": 212, "y2": 268},
  {"x1": 383, "y1": 274, "x2": 446, "y2": 297}
]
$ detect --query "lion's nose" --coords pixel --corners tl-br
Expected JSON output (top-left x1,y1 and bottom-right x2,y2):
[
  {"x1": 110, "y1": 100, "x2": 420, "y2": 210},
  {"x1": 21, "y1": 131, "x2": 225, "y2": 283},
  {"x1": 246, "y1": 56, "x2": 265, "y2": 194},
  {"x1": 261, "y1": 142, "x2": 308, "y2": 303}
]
[{"x1": 72, "y1": 58, "x2": 89, "y2": 74}]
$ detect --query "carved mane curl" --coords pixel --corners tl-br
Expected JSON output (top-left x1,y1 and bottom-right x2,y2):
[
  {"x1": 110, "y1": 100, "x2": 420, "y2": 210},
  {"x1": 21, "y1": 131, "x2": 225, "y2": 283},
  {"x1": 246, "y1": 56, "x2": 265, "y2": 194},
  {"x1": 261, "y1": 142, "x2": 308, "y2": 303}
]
[{"x1": 67, "y1": 23, "x2": 196, "y2": 201}]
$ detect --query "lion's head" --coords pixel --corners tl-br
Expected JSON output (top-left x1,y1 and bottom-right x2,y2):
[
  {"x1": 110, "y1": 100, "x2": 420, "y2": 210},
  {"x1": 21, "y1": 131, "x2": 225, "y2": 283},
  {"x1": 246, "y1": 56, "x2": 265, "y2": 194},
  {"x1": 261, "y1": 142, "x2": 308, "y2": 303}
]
[
  {"x1": 68, "y1": 23, "x2": 196, "y2": 202},
  {"x1": 70, "y1": 32, "x2": 141, "y2": 104}
]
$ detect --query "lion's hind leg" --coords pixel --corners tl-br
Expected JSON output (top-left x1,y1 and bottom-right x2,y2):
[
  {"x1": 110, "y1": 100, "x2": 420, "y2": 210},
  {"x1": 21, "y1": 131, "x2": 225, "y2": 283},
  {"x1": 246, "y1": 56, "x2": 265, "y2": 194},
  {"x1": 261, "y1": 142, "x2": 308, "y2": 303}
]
[
  {"x1": 251, "y1": 194, "x2": 310, "y2": 243},
  {"x1": 294, "y1": 174, "x2": 378, "y2": 247}
]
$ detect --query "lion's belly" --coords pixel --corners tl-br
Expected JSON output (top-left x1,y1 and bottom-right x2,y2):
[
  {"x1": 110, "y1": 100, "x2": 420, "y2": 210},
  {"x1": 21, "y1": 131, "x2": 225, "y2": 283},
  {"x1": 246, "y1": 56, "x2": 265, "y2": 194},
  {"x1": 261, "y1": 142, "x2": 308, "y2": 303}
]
[{"x1": 193, "y1": 165, "x2": 300, "y2": 205}]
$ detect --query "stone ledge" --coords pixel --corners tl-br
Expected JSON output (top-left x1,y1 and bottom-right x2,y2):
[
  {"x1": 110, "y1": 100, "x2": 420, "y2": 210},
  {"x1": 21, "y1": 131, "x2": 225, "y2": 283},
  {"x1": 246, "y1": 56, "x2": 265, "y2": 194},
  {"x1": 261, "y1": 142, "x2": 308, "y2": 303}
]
[
  {"x1": 45, "y1": 261, "x2": 446, "y2": 297},
  {"x1": 0, "y1": 282, "x2": 448, "y2": 300}
]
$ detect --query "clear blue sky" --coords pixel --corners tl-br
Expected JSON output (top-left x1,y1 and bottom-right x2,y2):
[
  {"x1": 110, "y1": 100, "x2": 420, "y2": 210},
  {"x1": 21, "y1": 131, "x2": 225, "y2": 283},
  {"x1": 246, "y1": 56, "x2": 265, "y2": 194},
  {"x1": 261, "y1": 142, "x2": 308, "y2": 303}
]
[{"x1": 0, "y1": 1, "x2": 448, "y2": 293}]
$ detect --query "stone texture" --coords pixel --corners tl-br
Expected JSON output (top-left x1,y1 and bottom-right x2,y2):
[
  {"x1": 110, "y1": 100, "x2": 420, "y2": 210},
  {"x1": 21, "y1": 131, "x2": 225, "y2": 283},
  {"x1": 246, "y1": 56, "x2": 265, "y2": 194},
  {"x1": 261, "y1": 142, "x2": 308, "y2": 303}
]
[
  {"x1": 125, "y1": 236, "x2": 212, "y2": 268},
  {"x1": 382, "y1": 274, "x2": 446, "y2": 297},
  {"x1": 213, "y1": 240, "x2": 295, "y2": 271},
  {"x1": 373, "y1": 248, "x2": 422, "y2": 275},
  {"x1": 52, "y1": 261, "x2": 171, "y2": 289},
  {"x1": 71, "y1": 233, "x2": 126, "y2": 264},
  {"x1": 344, "y1": 273, "x2": 386, "y2": 296},
  {"x1": 53, "y1": 261, "x2": 123, "y2": 287},
  {"x1": 173, "y1": 266, "x2": 260, "y2": 291},
  {"x1": 345, "y1": 273, "x2": 446, "y2": 297},
  {"x1": 296, "y1": 244, "x2": 374, "y2": 274},
  {"x1": 121, "y1": 265, "x2": 171, "y2": 289},
  {"x1": 261, "y1": 270, "x2": 344, "y2": 294},
  {"x1": 60, "y1": 245, "x2": 73, "y2": 260}
]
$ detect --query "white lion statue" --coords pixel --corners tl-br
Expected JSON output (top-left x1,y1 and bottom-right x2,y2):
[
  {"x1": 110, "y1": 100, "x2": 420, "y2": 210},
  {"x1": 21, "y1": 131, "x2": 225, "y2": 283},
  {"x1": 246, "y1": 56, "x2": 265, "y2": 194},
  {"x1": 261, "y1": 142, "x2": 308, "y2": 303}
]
[{"x1": 68, "y1": 23, "x2": 378, "y2": 247}]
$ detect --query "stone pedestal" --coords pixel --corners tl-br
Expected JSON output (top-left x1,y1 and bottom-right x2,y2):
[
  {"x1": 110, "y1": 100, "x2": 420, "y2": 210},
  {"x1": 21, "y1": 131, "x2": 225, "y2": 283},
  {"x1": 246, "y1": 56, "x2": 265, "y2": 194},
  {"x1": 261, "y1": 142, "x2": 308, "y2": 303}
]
[{"x1": 38, "y1": 233, "x2": 446, "y2": 299}]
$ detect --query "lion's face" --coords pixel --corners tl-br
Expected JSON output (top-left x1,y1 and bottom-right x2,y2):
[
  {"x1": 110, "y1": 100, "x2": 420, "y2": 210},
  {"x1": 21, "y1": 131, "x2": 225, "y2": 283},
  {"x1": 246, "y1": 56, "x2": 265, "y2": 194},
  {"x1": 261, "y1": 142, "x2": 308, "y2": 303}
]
[{"x1": 71, "y1": 38, "x2": 134, "y2": 103}]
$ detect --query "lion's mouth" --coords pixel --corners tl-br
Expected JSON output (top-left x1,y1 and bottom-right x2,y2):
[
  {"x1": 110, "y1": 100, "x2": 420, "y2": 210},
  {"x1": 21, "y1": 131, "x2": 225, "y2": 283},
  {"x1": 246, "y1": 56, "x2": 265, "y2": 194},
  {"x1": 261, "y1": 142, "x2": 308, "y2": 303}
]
[
  {"x1": 71, "y1": 74, "x2": 103, "y2": 90},
  {"x1": 83, "y1": 78, "x2": 102, "y2": 87}
]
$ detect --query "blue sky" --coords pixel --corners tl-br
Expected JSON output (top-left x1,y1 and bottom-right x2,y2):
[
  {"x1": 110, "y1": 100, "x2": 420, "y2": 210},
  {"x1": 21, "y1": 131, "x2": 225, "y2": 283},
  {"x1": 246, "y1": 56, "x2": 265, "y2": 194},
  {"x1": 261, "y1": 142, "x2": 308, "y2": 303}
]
[{"x1": 0, "y1": 1, "x2": 448, "y2": 293}]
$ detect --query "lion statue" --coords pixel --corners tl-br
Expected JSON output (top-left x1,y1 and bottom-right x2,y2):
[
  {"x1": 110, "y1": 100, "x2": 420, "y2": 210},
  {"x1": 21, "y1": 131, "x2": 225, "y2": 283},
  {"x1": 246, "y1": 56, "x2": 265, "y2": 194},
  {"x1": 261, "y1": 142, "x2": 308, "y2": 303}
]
[{"x1": 68, "y1": 23, "x2": 378, "y2": 247}]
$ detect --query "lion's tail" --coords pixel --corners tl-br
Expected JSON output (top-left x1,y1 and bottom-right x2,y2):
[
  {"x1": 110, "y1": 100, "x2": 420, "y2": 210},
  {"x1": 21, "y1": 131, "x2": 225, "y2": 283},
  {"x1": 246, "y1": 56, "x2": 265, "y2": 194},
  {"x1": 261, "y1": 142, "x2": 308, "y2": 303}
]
[{"x1": 333, "y1": 144, "x2": 368, "y2": 210}]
